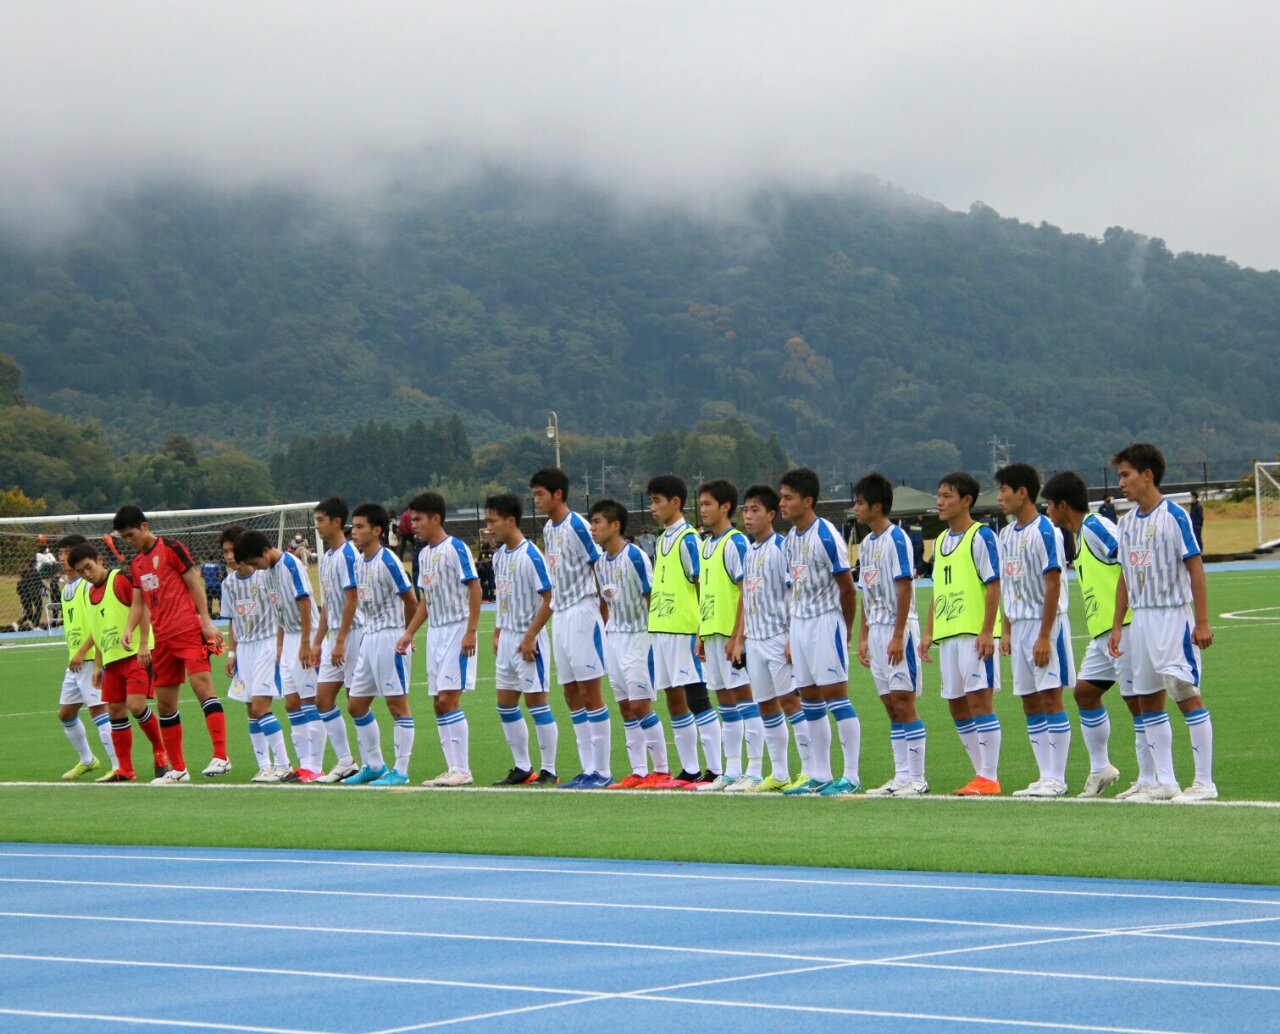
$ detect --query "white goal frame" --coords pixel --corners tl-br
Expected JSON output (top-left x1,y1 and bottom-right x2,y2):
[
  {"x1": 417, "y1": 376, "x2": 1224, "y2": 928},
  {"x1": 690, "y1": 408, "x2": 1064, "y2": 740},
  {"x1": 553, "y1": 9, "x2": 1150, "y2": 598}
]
[{"x1": 1257, "y1": 462, "x2": 1280, "y2": 551}]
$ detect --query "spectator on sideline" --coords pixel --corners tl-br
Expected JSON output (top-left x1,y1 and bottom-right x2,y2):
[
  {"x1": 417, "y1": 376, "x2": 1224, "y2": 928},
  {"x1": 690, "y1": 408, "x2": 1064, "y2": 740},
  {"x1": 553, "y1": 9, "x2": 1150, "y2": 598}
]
[
  {"x1": 1189, "y1": 490, "x2": 1205, "y2": 550},
  {"x1": 18, "y1": 558, "x2": 44, "y2": 628},
  {"x1": 201, "y1": 557, "x2": 226, "y2": 618},
  {"x1": 397, "y1": 507, "x2": 414, "y2": 560},
  {"x1": 1099, "y1": 495, "x2": 1118, "y2": 522},
  {"x1": 638, "y1": 525, "x2": 657, "y2": 561}
]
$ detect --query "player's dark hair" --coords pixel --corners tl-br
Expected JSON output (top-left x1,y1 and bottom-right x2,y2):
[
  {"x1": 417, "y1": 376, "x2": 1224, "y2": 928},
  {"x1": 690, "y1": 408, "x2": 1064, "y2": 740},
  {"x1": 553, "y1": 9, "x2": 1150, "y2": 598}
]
[
  {"x1": 55, "y1": 534, "x2": 87, "y2": 552},
  {"x1": 112, "y1": 505, "x2": 146, "y2": 532},
  {"x1": 351, "y1": 502, "x2": 389, "y2": 536},
  {"x1": 67, "y1": 542, "x2": 99, "y2": 567},
  {"x1": 995, "y1": 462, "x2": 1041, "y2": 504},
  {"x1": 1042, "y1": 471, "x2": 1089, "y2": 513},
  {"x1": 315, "y1": 497, "x2": 349, "y2": 524},
  {"x1": 853, "y1": 472, "x2": 894, "y2": 517},
  {"x1": 743, "y1": 483, "x2": 780, "y2": 514},
  {"x1": 219, "y1": 524, "x2": 249, "y2": 547},
  {"x1": 589, "y1": 498, "x2": 628, "y2": 534},
  {"x1": 1111, "y1": 443, "x2": 1166, "y2": 487},
  {"x1": 779, "y1": 467, "x2": 821, "y2": 507},
  {"x1": 647, "y1": 474, "x2": 688, "y2": 508},
  {"x1": 938, "y1": 471, "x2": 980, "y2": 508},
  {"x1": 484, "y1": 493, "x2": 522, "y2": 522},
  {"x1": 408, "y1": 491, "x2": 447, "y2": 521},
  {"x1": 698, "y1": 478, "x2": 739, "y2": 518},
  {"x1": 530, "y1": 468, "x2": 570, "y2": 503},
  {"x1": 233, "y1": 529, "x2": 271, "y2": 562}
]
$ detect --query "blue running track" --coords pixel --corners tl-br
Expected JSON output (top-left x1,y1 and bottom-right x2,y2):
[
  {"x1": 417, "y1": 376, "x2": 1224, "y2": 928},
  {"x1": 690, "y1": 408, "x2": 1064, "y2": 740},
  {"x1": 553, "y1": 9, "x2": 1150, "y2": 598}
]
[{"x1": 1, "y1": 843, "x2": 1277, "y2": 1032}]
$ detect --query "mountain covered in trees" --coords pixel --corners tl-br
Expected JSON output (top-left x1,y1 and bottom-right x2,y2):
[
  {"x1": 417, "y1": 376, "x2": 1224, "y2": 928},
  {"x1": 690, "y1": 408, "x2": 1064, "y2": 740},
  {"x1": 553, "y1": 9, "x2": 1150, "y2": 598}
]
[{"x1": 1, "y1": 170, "x2": 1277, "y2": 512}]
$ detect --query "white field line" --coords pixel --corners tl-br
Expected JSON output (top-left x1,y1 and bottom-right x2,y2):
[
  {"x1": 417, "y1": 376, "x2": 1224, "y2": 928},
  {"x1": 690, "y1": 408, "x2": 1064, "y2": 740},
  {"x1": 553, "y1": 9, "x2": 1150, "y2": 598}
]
[
  {"x1": 0, "y1": 1007, "x2": 338, "y2": 1034},
  {"x1": 4, "y1": 848, "x2": 1280, "y2": 907}
]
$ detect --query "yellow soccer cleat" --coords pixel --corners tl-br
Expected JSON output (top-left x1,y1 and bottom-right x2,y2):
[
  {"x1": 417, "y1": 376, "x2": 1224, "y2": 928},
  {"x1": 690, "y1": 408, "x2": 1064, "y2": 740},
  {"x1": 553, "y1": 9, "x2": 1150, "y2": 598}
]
[
  {"x1": 751, "y1": 775, "x2": 789, "y2": 793},
  {"x1": 62, "y1": 758, "x2": 101, "y2": 781}
]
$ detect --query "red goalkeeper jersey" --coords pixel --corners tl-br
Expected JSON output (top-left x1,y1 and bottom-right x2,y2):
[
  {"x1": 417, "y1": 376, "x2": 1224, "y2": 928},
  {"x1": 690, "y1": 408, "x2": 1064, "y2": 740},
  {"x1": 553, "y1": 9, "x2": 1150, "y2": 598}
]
[{"x1": 130, "y1": 536, "x2": 202, "y2": 642}]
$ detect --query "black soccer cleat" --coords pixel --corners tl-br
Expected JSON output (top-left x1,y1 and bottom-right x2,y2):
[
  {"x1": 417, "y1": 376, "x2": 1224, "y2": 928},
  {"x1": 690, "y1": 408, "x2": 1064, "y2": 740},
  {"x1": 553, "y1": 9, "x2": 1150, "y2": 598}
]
[
  {"x1": 530, "y1": 769, "x2": 560, "y2": 786},
  {"x1": 494, "y1": 767, "x2": 534, "y2": 786},
  {"x1": 153, "y1": 762, "x2": 171, "y2": 781}
]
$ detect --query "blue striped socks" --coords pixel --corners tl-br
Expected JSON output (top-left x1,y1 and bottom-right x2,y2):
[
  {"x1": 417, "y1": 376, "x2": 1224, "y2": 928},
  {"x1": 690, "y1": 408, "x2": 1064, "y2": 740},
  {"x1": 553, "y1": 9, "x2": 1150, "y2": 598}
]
[
  {"x1": 436, "y1": 708, "x2": 469, "y2": 775},
  {"x1": 902, "y1": 719, "x2": 926, "y2": 783},
  {"x1": 569, "y1": 708, "x2": 592, "y2": 772},
  {"x1": 392, "y1": 714, "x2": 415, "y2": 775},
  {"x1": 1078, "y1": 706, "x2": 1111, "y2": 773},
  {"x1": 353, "y1": 709, "x2": 383, "y2": 770},
  {"x1": 530, "y1": 704, "x2": 557, "y2": 775},
  {"x1": 738, "y1": 701, "x2": 764, "y2": 778},
  {"x1": 762, "y1": 711, "x2": 790, "y2": 782},
  {"x1": 498, "y1": 705, "x2": 531, "y2": 771},
  {"x1": 1183, "y1": 707, "x2": 1213, "y2": 786},
  {"x1": 91, "y1": 711, "x2": 118, "y2": 768},
  {"x1": 718, "y1": 703, "x2": 743, "y2": 780}
]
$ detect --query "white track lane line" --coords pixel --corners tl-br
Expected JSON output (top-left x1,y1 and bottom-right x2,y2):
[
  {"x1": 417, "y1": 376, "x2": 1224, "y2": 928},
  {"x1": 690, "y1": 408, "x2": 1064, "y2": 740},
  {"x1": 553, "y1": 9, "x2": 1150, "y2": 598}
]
[{"x1": 0, "y1": 1007, "x2": 339, "y2": 1034}]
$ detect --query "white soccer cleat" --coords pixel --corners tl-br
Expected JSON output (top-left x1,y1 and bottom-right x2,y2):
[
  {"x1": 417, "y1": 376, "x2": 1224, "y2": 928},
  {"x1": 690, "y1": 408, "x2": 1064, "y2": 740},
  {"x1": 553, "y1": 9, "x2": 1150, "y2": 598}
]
[
  {"x1": 1126, "y1": 783, "x2": 1180, "y2": 803},
  {"x1": 1078, "y1": 765, "x2": 1121, "y2": 798},
  {"x1": 723, "y1": 776, "x2": 761, "y2": 794},
  {"x1": 150, "y1": 768, "x2": 190, "y2": 785},
  {"x1": 1115, "y1": 780, "x2": 1150, "y2": 800},
  {"x1": 865, "y1": 779, "x2": 908, "y2": 797},
  {"x1": 697, "y1": 775, "x2": 732, "y2": 792},
  {"x1": 251, "y1": 766, "x2": 282, "y2": 784},
  {"x1": 421, "y1": 770, "x2": 454, "y2": 787},
  {"x1": 900, "y1": 780, "x2": 931, "y2": 795},
  {"x1": 1022, "y1": 779, "x2": 1067, "y2": 798},
  {"x1": 438, "y1": 770, "x2": 474, "y2": 787},
  {"x1": 202, "y1": 756, "x2": 233, "y2": 778},
  {"x1": 1012, "y1": 780, "x2": 1046, "y2": 797},
  {"x1": 1172, "y1": 781, "x2": 1219, "y2": 803},
  {"x1": 317, "y1": 763, "x2": 360, "y2": 784}
]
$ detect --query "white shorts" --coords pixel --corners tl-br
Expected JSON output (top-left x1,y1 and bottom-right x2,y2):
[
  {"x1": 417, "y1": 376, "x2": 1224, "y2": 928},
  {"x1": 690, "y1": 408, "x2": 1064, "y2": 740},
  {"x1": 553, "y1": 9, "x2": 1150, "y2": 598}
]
[
  {"x1": 604, "y1": 629, "x2": 657, "y2": 701},
  {"x1": 348, "y1": 628, "x2": 412, "y2": 698},
  {"x1": 789, "y1": 612, "x2": 849, "y2": 688},
  {"x1": 318, "y1": 627, "x2": 364, "y2": 686},
  {"x1": 426, "y1": 621, "x2": 478, "y2": 696},
  {"x1": 278, "y1": 632, "x2": 317, "y2": 700},
  {"x1": 868, "y1": 621, "x2": 923, "y2": 697},
  {"x1": 1130, "y1": 606, "x2": 1202, "y2": 700},
  {"x1": 495, "y1": 628, "x2": 550, "y2": 694},
  {"x1": 551, "y1": 599, "x2": 606, "y2": 685},
  {"x1": 938, "y1": 635, "x2": 1001, "y2": 699},
  {"x1": 1007, "y1": 618, "x2": 1076, "y2": 696},
  {"x1": 235, "y1": 638, "x2": 279, "y2": 699},
  {"x1": 650, "y1": 631, "x2": 703, "y2": 691},
  {"x1": 59, "y1": 666, "x2": 101, "y2": 707},
  {"x1": 701, "y1": 635, "x2": 748, "y2": 692},
  {"x1": 745, "y1": 634, "x2": 794, "y2": 703},
  {"x1": 1079, "y1": 629, "x2": 1136, "y2": 697}
]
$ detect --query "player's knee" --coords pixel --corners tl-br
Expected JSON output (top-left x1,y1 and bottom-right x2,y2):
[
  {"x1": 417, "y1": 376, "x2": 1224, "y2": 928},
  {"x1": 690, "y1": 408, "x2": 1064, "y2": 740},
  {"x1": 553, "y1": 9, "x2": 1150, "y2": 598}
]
[{"x1": 58, "y1": 704, "x2": 79, "y2": 721}]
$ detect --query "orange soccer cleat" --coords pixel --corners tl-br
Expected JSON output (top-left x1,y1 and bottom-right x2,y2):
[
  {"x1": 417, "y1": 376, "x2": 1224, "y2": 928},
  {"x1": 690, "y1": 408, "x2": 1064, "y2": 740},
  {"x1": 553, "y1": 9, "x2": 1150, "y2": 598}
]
[
  {"x1": 954, "y1": 776, "x2": 1002, "y2": 796},
  {"x1": 608, "y1": 774, "x2": 647, "y2": 789},
  {"x1": 635, "y1": 771, "x2": 672, "y2": 789}
]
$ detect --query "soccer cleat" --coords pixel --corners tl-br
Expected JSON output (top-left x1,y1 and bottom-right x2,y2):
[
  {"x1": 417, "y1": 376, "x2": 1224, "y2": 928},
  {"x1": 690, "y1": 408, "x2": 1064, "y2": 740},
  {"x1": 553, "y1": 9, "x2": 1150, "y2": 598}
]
[
  {"x1": 420, "y1": 770, "x2": 453, "y2": 787},
  {"x1": 783, "y1": 777, "x2": 830, "y2": 796},
  {"x1": 369, "y1": 769, "x2": 410, "y2": 787},
  {"x1": 150, "y1": 768, "x2": 190, "y2": 785},
  {"x1": 581, "y1": 773, "x2": 612, "y2": 788},
  {"x1": 317, "y1": 762, "x2": 360, "y2": 784},
  {"x1": 1115, "y1": 780, "x2": 1152, "y2": 800},
  {"x1": 1126, "y1": 783, "x2": 1180, "y2": 803},
  {"x1": 865, "y1": 779, "x2": 908, "y2": 797},
  {"x1": 696, "y1": 774, "x2": 733, "y2": 792},
  {"x1": 724, "y1": 775, "x2": 763, "y2": 794},
  {"x1": 276, "y1": 767, "x2": 301, "y2": 783},
  {"x1": 494, "y1": 767, "x2": 535, "y2": 786},
  {"x1": 781, "y1": 772, "x2": 812, "y2": 792},
  {"x1": 96, "y1": 769, "x2": 135, "y2": 783},
  {"x1": 819, "y1": 778, "x2": 861, "y2": 797},
  {"x1": 201, "y1": 756, "x2": 233, "y2": 778},
  {"x1": 62, "y1": 758, "x2": 101, "y2": 781},
  {"x1": 251, "y1": 766, "x2": 282, "y2": 784},
  {"x1": 437, "y1": 770, "x2": 474, "y2": 787},
  {"x1": 153, "y1": 759, "x2": 171, "y2": 780},
  {"x1": 530, "y1": 769, "x2": 560, "y2": 786},
  {"x1": 634, "y1": 771, "x2": 671, "y2": 789},
  {"x1": 1078, "y1": 765, "x2": 1121, "y2": 798},
  {"x1": 557, "y1": 772, "x2": 593, "y2": 790},
  {"x1": 295, "y1": 769, "x2": 321, "y2": 783},
  {"x1": 607, "y1": 773, "x2": 647, "y2": 789},
  {"x1": 751, "y1": 774, "x2": 789, "y2": 793},
  {"x1": 346, "y1": 764, "x2": 389, "y2": 785},
  {"x1": 1012, "y1": 780, "x2": 1046, "y2": 798},
  {"x1": 1171, "y1": 781, "x2": 1219, "y2": 803},
  {"x1": 1020, "y1": 779, "x2": 1068, "y2": 798},
  {"x1": 650, "y1": 769, "x2": 701, "y2": 790}
]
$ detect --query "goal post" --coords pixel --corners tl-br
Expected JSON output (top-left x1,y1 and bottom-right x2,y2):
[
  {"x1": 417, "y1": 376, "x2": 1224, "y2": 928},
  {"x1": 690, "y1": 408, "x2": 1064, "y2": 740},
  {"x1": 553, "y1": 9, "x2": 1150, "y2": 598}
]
[
  {"x1": 0, "y1": 502, "x2": 321, "y2": 635},
  {"x1": 1257, "y1": 462, "x2": 1280, "y2": 551}
]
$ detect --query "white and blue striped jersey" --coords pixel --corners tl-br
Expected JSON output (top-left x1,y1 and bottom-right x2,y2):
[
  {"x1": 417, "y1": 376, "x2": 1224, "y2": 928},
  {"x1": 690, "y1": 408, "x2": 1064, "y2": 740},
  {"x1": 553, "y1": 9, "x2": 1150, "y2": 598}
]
[
  {"x1": 997, "y1": 514, "x2": 1065, "y2": 623},
  {"x1": 1117, "y1": 498, "x2": 1200, "y2": 609},
  {"x1": 268, "y1": 550, "x2": 312, "y2": 634},
  {"x1": 417, "y1": 536, "x2": 478, "y2": 627},
  {"x1": 494, "y1": 539, "x2": 552, "y2": 632},
  {"x1": 221, "y1": 569, "x2": 277, "y2": 644},
  {"x1": 1080, "y1": 512, "x2": 1121, "y2": 565},
  {"x1": 597, "y1": 543, "x2": 652, "y2": 633},
  {"x1": 742, "y1": 533, "x2": 791, "y2": 640},
  {"x1": 785, "y1": 517, "x2": 851, "y2": 621},
  {"x1": 320, "y1": 540, "x2": 365, "y2": 636},
  {"x1": 542, "y1": 511, "x2": 600, "y2": 611},
  {"x1": 356, "y1": 547, "x2": 413, "y2": 633},
  {"x1": 857, "y1": 525, "x2": 917, "y2": 627},
  {"x1": 660, "y1": 519, "x2": 701, "y2": 580}
]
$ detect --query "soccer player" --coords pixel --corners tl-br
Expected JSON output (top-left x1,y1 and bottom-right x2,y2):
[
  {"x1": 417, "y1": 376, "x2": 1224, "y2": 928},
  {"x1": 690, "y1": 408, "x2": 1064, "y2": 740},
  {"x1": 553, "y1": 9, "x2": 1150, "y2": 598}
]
[
  {"x1": 345, "y1": 503, "x2": 417, "y2": 786},
  {"x1": 994, "y1": 463, "x2": 1075, "y2": 798},
  {"x1": 530, "y1": 468, "x2": 611, "y2": 789},
  {"x1": 696, "y1": 479, "x2": 762, "y2": 792},
  {"x1": 398, "y1": 492, "x2": 480, "y2": 787},
  {"x1": 646, "y1": 475, "x2": 718, "y2": 789},
  {"x1": 852, "y1": 474, "x2": 928, "y2": 796},
  {"x1": 779, "y1": 467, "x2": 861, "y2": 797},
  {"x1": 589, "y1": 498, "x2": 669, "y2": 789},
  {"x1": 729, "y1": 483, "x2": 807, "y2": 792},
  {"x1": 1110, "y1": 443, "x2": 1216, "y2": 802},
  {"x1": 219, "y1": 526, "x2": 292, "y2": 783},
  {"x1": 115, "y1": 506, "x2": 230, "y2": 783},
  {"x1": 1042, "y1": 471, "x2": 1132, "y2": 797},
  {"x1": 486, "y1": 493, "x2": 559, "y2": 785},
  {"x1": 55, "y1": 534, "x2": 117, "y2": 779},
  {"x1": 919, "y1": 472, "x2": 1003, "y2": 796},
  {"x1": 236, "y1": 530, "x2": 324, "y2": 780},
  {"x1": 311, "y1": 498, "x2": 364, "y2": 784},
  {"x1": 67, "y1": 542, "x2": 166, "y2": 782}
]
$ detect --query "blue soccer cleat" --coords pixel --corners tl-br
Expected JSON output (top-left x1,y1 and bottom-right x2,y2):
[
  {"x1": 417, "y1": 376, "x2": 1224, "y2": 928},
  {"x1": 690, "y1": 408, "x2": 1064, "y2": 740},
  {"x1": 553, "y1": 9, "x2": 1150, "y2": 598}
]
[
  {"x1": 369, "y1": 769, "x2": 410, "y2": 787},
  {"x1": 343, "y1": 765, "x2": 388, "y2": 785},
  {"x1": 783, "y1": 777, "x2": 830, "y2": 796},
  {"x1": 818, "y1": 778, "x2": 861, "y2": 797},
  {"x1": 557, "y1": 772, "x2": 592, "y2": 789}
]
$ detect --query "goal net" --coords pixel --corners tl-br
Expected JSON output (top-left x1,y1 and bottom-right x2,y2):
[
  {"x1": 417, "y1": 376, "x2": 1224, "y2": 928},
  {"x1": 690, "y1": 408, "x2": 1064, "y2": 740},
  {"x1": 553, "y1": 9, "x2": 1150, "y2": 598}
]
[
  {"x1": 1257, "y1": 462, "x2": 1280, "y2": 551},
  {"x1": 0, "y1": 502, "x2": 320, "y2": 635}
]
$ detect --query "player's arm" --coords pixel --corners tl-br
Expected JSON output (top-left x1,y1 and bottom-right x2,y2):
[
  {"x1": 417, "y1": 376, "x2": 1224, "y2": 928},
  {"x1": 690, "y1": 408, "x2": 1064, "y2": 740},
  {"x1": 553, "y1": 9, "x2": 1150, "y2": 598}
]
[
  {"x1": 729, "y1": 591, "x2": 746, "y2": 665},
  {"x1": 462, "y1": 578, "x2": 481, "y2": 657},
  {"x1": 836, "y1": 569, "x2": 856, "y2": 639},
  {"x1": 889, "y1": 576, "x2": 911, "y2": 665},
  {"x1": 919, "y1": 584, "x2": 934, "y2": 662},
  {"x1": 1034, "y1": 569, "x2": 1060, "y2": 667},
  {"x1": 975, "y1": 529, "x2": 999, "y2": 660},
  {"x1": 397, "y1": 593, "x2": 428, "y2": 654},
  {"x1": 1000, "y1": 613, "x2": 1012, "y2": 656},
  {"x1": 1186, "y1": 554, "x2": 1213, "y2": 650},
  {"x1": 91, "y1": 644, "x2": 104, "y2": 688},
  {"x1": 296, "y1": 594, "x2": 313, "y2": 665},
  {"x1": 225, "y1": 619, "x2": 239, "y2": 678},
  {"x1": 856, "y1": 602, "x2": 871, "y2": 668},
  {"x1": 181, "y1": 564, "x2": 221, "y2": 645},
  {"x1": 311, "y1": 600, "x2": 329, "y2": 667},
  {"x1": 521, "y1": 589, "x2": 553, "y2": 661},
  {"x1": 1108, "y1": 574, "x2": 1129, "y2": 658},
  {"x1": 70, "y1": 632, "x2": 95, "y2": 670}
]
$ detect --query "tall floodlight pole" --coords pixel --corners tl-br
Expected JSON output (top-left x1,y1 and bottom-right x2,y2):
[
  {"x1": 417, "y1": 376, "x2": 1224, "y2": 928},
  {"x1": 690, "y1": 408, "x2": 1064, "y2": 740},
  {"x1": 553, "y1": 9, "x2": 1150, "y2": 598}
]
[{"x1": 546, "y1": 411, "x2": 561, "y2": 469}]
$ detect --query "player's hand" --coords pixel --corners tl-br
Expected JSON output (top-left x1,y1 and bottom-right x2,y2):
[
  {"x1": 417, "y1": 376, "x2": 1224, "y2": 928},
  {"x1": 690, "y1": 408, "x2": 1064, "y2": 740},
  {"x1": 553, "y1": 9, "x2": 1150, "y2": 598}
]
[
  {"x1": 999, "y1": 636, "x2": 1012, "y2": 657},
  {"x1": 203, "y1": 623, "x2": 224, "y2": 650},
  {"x1": 92, "y1": 664, "x2": 103, "y2": 689},
  {"x1": 68, "y1": 654, "x2": 83, "y2": 672},
  {"x1": 395, "y1": 634, "x2": 413, "y2": 655},
  {"x1": 695, "y1": 638, "x2": 706, "y2": 662},
  {"x1": 887, "y1": 633, "x2": 904, "y2": 666},
  {"x1": 137, "y1": 644, "x2": 151, "y2": 670},
  {"x1": 519, "y1": 634, "x2": 537, "y2": 662},
  {"x1": 856, "y1": 638, "x2": 871, "y2": 668},
  {"x1": 122, "y1": 629, "x2": 134, "y2": 651},
  {"x1": 225, "y1": 657, "x2": 236, "y2": 678},
  {"x1": 309, "y1": 640, "x2": 323, "y2": 668},
  {"x1": 919, "y1": 636, "x2": 933, "y2": 663},
  {"x1": 1032, "y1": 634, "x2": 1050, "y2": 667},
  {"x1": 492, "y1": 629, "x2": 501, "y2": 656},
  {"x1": 976, "y1": 632, "x2": 995, "y2": 660},
  {"x1": 728, "y1": 635, "x2": 744, "y2": 666},
  {"x1": 332, "y1": 636, "x2": 346, "y2": 667},
  {"x1": 1107, "y1": 629, "x2": 1123, "y2": 659},
  {"x1": 1192, "y1": 620, "x2": 1214, "y2": 650},
  {"x1": 298, "y1": 641, "x2": 310, "y2": 667},
  {"x1": 462, "y1": 629, "x2": 477, "y2": 657}
]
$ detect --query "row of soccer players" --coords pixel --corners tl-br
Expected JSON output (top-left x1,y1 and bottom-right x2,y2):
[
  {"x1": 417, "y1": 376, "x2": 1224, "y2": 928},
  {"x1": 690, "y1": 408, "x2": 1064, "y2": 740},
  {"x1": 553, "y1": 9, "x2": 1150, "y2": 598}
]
[{"x1": 54, "y1": 442, "x2": 1214, "y2": 800}]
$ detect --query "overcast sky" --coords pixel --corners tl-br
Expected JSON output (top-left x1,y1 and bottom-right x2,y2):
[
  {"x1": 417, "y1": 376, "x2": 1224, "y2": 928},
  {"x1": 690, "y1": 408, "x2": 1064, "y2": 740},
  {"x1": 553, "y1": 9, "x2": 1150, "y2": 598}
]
[{"x1": 2, "y1": 1, "x2": 1277, "y2": 268}]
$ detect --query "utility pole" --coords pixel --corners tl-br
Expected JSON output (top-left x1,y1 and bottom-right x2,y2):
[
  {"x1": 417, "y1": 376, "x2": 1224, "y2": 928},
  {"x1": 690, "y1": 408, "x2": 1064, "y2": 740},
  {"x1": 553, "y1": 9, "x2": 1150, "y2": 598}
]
[{"x1": 987, "y1": 434, "x2": 1013, "y2": 475}]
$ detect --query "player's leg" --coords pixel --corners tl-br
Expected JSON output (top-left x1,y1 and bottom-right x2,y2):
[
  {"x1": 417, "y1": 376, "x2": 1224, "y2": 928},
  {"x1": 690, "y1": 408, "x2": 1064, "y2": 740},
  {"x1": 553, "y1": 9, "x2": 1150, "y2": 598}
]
[
  {"x1": 649, "y1": 634, "x2": 699, "y2": 787},
  {"x1": 1163, "y1": 615, "x2": 1214, "y2": 801},
  {"x1": 812, "y1": 613, "x2": 859, "y2": 796},
  {"x1": 493, "y1": 632, "x2": 533, "y2": 783},
  {"x1": 183, "y1": 634, "x2": 230, "y2": 771},
  {"x1": 124, "y1": 665, "x2": 166, "y2": 778},
  {"x1": 101, "y1": 699, "x2": 135, "y2": 781},
  {"x1": 58, "y1": 692, "x2": 98, "y2": 779},
  {"x1": 1074, "y1": 630, "x2": 1122, "y2": 796},
  {"x1": 1125, "y1": 612, "x2": 1180, "y2": 801},
  {"x1": 1042, "y1": 619, "x2": 1075, "y2": 792},
  {"x1": 314, "y1": 679, "x2": 357, "y2": 781},
  {"x1": 369, "y1": 691, "x2": 414, "y2": 786},
  {"x1": 248, "y1": 693, "x2": 290, "y2": 781},
  {"x1": 734, "y1": 684, "x2": 764, "y2": 785},
  {"x1": 86, "y1": 701, "x2": 118, "y2": 773},
  {"x1": 150, "y1": 666, "x2": 188, "y2": 783},
  {"x1": 742, "y1": 637, "x2": 788, "y2": 791},
  {"x1": 965, "y1": 683, "x2": 1001, "y2": 794},
  {"x1": 283, "y1": 690, "x2": 313, "y2": 779}
]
